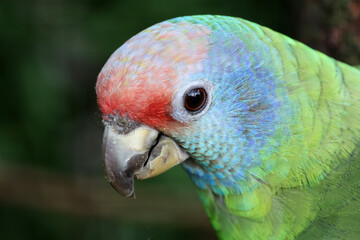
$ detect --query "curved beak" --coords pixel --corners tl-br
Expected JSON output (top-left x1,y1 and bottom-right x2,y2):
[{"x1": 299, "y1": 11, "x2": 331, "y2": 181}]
[{"x1": 102, "y1": 125, "x2": 189, "y2": 198}]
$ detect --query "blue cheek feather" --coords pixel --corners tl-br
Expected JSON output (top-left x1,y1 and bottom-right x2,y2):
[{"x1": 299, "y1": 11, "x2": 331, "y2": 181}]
[{"x1": 170, "y1": 19, "x2": 294, "y2": 195}]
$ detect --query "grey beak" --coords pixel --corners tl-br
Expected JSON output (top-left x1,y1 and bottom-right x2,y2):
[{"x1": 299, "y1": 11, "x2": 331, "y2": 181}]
[
  {"x1": 102, "y1": 125, "x2": 159, "y2": 198},
  {"x1": 102, "y1": 123, "x2": 189, "y2": 198}
]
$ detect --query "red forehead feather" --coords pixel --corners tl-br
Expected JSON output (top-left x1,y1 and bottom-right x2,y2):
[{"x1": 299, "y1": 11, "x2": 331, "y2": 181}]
[
  {"x1": 96, "y1": 20, "x2": 211, "y2": 129},
  {"x1": 96, "y1": 73, "x2": 176, "y2": 129}
]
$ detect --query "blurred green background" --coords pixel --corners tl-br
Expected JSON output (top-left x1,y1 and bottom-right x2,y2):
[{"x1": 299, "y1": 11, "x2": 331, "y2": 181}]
[{"x1": 0, "y1": 0, "x2": 359, "y2": 239}]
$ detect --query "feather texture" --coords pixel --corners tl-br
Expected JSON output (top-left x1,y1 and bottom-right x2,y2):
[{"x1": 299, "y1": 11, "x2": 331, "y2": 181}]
[{"x1": 96, "y1": 15, "x2": 360, "y2": 239}]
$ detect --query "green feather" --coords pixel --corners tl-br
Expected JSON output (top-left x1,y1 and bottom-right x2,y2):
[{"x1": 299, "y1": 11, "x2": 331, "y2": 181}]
[{"x1": 191, "y1": 16, "x2": 360, "y2": 239}]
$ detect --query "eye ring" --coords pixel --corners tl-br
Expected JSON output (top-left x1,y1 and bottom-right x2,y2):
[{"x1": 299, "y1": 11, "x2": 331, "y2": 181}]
[
  {"x1": 184, "y1": 88, "x2": 207, "y2": 112},
  {"x1": 171, "y1": 79, "x2": 213, "y2": 122}
]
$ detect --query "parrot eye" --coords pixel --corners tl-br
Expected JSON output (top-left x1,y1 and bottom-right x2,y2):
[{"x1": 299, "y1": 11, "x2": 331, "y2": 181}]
[
  {"x1": 184, "y1": 88, "x2": 207, "y2": 112},
  {"x1": 171, "y1": 79, "x2": 213, "y2": 122}
]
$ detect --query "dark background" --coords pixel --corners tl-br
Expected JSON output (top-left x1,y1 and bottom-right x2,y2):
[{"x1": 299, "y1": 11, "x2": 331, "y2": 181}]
[{"x1": 0, "y1": 0, "x2": 359, "y2": 239}]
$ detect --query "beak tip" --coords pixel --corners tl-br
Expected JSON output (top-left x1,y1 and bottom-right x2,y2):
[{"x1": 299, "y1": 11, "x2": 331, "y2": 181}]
[
  {"x1": 129, "y1": 192, "x2": 136, "y2": 199},
  {"x1": 105, "y1": 171, "x2": 137, "y2": 198},
  {"x1": 109, "y1": 181, "x2": 135, "y2": 198}
]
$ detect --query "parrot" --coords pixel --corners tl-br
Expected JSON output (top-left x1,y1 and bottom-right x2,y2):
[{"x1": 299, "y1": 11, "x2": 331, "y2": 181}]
[{"x1": 96, "y1": 15, "x2": 360, "y2": 239}]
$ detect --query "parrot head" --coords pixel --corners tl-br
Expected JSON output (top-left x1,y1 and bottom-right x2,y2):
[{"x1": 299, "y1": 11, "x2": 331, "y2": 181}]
[{"x1": 96, "y1": 16, "x2": 290, "y2": 198}]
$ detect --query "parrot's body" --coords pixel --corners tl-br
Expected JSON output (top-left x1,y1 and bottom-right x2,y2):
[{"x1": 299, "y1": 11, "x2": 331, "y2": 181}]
[{"x1": 96, "y1": 15, "x2": 360, "y2": 239}]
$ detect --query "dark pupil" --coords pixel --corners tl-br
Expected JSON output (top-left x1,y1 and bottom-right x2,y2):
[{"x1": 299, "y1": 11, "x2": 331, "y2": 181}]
[{"x1": 185, "y1": 88, "x2": 206, "y2": 111}]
